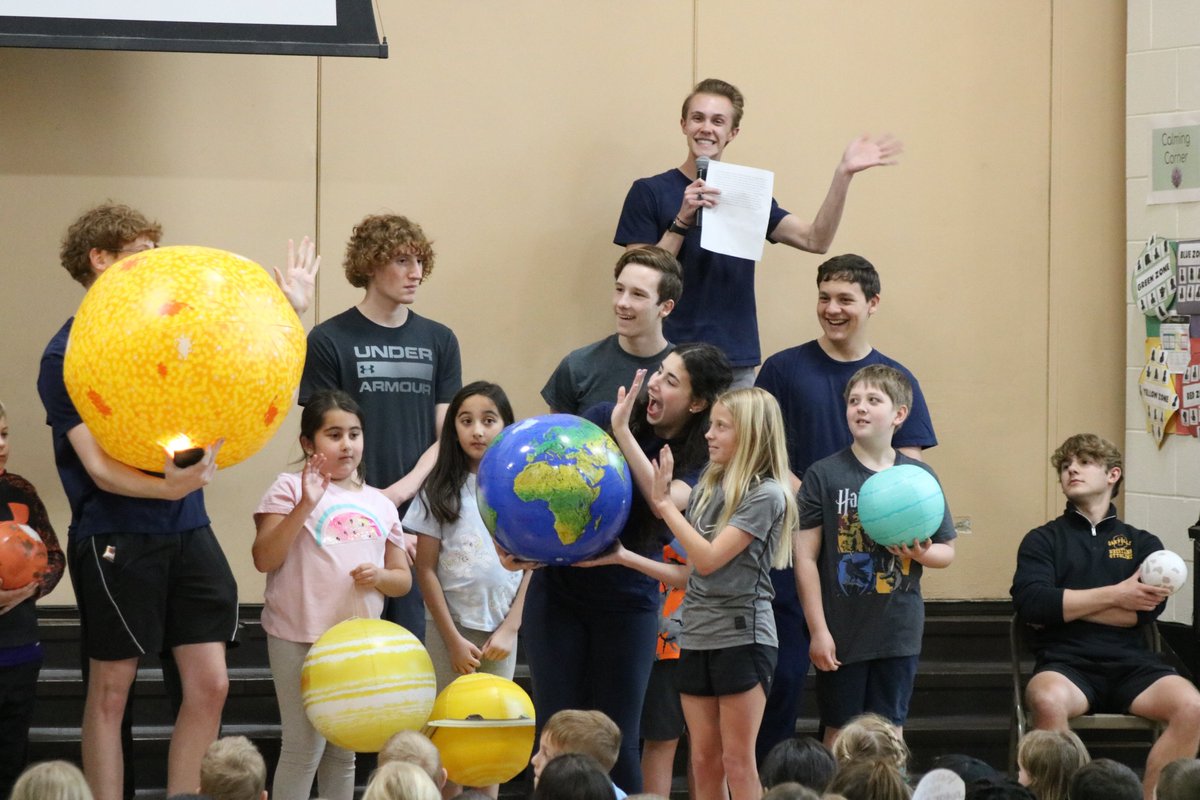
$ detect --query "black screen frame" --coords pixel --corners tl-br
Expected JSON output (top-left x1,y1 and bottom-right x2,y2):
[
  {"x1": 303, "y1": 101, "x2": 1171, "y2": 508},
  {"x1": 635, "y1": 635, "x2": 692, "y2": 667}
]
[{"x1": 0, "y1": 0, "x2": 386, "y2": 58}]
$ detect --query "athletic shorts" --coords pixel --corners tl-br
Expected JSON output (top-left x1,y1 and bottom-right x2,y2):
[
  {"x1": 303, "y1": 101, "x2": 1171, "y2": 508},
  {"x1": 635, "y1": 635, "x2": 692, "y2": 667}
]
[
  {"x1": 676, "y1": 643, "x2": 777, "y2": 698},
  {"x1": 815, "y1": 654, "x2": 919, "y2": 728},
  {"x1": 1035, "y1": 654, "x2": 1177, "y2": 713},
  {"x1": 71, "y1": 527, "x2": 238, "y2": 661},
  {"x1": 641, "y1": 659, "x2": 686, "y2": 741}
]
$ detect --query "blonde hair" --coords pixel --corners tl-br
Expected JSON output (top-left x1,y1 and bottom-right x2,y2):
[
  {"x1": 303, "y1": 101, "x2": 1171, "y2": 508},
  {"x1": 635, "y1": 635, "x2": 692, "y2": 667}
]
[
  {"x1": 688, "y1": 388, "x2": 798, "y2": 569},
  {"x1": 1018, "y1": 729, "x2": 1090, "y2": 800},
  {"x1": 378, "y1": 730, "x2": 443, "y2": 785},
  {"x1": 825, "y1": 759, "x2": 911, "y2": 800},
  {"x1": 363, "y1": 761, "x2": 442, "y2": 800},
  {"x1": 10, "y1": 761, "x2": 93, "y2": 800},
  {"x1": 199, "y1": 736, "x2": 267, "y2": 800},
  {"x1": 831, "y1": 713, "x2": 909, "y2": 772},
  {"x1": 542, "y1": 709, "x2": 622, "y2": 771}
]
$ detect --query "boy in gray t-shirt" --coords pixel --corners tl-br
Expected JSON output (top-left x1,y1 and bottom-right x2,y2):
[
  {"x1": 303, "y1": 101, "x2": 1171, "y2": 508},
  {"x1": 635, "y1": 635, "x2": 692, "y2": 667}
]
[
  {"x1": 541, "y1": 247, "x2": 681, "y2": 414},
  {"x1": 794, "y1": 364, "x2": 956, "y2": 747}
]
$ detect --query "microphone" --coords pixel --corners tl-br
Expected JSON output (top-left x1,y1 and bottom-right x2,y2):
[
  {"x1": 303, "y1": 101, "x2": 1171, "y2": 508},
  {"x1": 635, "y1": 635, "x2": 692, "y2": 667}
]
[{"x1": 695, "y1": 156, "x2": 709, "y2": 228}]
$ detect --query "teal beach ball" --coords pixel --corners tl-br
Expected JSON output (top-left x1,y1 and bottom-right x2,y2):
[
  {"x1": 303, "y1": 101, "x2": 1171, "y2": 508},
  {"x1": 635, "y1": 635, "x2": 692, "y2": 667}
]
[{"x1": 857, "y1": 464, "x2": 945, "y2": 547}]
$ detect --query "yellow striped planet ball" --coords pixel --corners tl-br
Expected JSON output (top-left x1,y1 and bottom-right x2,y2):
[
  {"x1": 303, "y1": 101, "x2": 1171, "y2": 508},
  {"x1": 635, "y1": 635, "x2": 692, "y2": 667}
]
[
  {"x1": 63, "y1": 245, "x2": 305, "y2": 471},
  {"x1": 425, "y1": 673, "x2": 535, "y2": 786},
  {"x1": 301, "y1": 618, "x2": 436, "y2": 753}
]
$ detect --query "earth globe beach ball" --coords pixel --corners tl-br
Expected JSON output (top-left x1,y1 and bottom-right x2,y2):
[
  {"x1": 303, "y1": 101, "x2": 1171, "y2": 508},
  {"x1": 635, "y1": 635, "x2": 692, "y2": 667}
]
[
  {"x1": 301, "y1": 618, "x2": 436, "y2": 752},
  {"x1": 63, "y1": 245, "x2": 306, "y2": 471},
  {"x1": 856, "y1": 463, "x2": 946, "y2": 548},
  {"x1": 476, "y1": 414, "x2": 631, "y2": 564}
]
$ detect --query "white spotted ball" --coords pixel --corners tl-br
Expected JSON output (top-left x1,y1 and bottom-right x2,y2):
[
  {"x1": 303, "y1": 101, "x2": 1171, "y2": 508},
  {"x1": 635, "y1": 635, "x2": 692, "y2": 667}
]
[{"x1": 1140, "y1": 549, "x2": 1189, "y2": 595}]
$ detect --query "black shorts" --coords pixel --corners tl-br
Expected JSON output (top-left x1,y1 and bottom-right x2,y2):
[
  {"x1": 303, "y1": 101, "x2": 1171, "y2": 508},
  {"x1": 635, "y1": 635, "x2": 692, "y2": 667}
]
[
  {"x1": 1035, "y1": 654, "x2": 1177, "y2": 713},
  {"x1": 676, "y1": 643, "x2": 777, "y2": 698},
  {"x1": 641, "y1": 659, "x2": 686, "y2": 741},
  {"x1": 71, "y1": 527, "x2": 238, "y2": 661},
  {"x1": 815, "y1": 655, "x2": 919, "y2": 728}
]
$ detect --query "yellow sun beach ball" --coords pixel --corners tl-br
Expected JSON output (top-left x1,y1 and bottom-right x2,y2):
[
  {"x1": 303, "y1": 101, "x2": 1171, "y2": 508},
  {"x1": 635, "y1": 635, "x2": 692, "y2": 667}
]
[
  {"x1": 424, "y1": 673, "x2": 536, "y2": 787},
  {"x1": 63, "y1": 245, "x2": 305, "y2": 471},
  {"x1": 301, "y1": 618, "x2": 436, "y2": 753}
]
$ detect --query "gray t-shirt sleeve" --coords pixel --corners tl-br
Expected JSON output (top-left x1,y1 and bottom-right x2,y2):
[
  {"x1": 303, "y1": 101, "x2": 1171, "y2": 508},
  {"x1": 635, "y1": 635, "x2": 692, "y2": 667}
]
[
  {"x1": 434, "y1": 331, "x2": 463, "y2": 405},
  {"x1": 540, "y1": 355, "x2": 578, "y2": 414},
  {"x1": 727, "y1": 480, "x2": 787, "y2": 543}
]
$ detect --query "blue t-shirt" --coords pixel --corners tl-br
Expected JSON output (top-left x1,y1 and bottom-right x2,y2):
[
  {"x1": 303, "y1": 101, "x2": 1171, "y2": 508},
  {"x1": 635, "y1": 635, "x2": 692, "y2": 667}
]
[
  {"x1": 614, "y1": 168, "x2": 789, "y2": 367},
  {"x1": 37, "y1": 318, "x2": 208, "y2": 541},
  {"x1": 755, "y1": 340, "x2": 937, "y2": 478}
]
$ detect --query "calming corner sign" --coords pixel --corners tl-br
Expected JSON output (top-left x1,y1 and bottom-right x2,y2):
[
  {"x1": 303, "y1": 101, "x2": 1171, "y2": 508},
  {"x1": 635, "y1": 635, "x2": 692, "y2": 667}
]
[{"x1": 1148, "y1": 111, "x2": 1200, "y2": 204}]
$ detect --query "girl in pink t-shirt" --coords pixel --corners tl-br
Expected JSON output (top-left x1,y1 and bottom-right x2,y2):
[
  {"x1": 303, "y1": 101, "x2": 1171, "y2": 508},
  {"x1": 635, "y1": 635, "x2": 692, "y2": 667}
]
[{"x1": 253, "y1": 389, "x2": 412, "y2": 800}]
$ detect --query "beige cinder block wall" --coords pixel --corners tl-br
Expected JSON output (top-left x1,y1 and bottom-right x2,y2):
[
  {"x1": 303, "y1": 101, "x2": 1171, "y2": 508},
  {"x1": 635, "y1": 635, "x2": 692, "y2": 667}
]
[{"x1": 0, "y1": 0, "x2": 1124, "y2": 604}]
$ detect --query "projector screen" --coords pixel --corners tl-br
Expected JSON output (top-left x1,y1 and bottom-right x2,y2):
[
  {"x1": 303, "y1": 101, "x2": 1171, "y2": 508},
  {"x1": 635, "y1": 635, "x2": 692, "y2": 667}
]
[{"x1": 0, "y1": 0, "x2": 386, "y2": 57}]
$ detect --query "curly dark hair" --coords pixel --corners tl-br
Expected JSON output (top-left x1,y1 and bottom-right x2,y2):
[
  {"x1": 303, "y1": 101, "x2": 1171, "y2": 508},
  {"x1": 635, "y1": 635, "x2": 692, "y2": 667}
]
[
  {"x1": 343, "y1": 214, "x2": 435, "y2": 289},
  {"x1": 59, "y1": 203, "x2": 162, "y2": 287}
]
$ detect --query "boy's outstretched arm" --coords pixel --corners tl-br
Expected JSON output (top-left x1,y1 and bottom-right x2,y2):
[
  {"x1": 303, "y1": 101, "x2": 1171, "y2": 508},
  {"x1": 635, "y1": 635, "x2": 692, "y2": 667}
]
[
  {"x1": 794, "y1": 525, "x2": 840, "y2": 671},
  {"x1": 770, "y1": 134, "x2": 903, "y2": 254}
]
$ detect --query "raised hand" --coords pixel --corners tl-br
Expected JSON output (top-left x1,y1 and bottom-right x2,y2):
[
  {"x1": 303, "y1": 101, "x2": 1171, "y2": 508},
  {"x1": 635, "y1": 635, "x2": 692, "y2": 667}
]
[
  {"x1": 652, "y1": 445, "x2": 675, "y2": 510},
  {"x1": 273, "y1": 236, "x2": 321, "y2": 314},
  {"x1": 612, "y1": 370, "x2": 646, "y2": 435},
  {"x1": 840, "y1": 134, "x2": 903, "y2": 175},
  {"x1": 301, "y1": 452, "x2": 331, "y2": 507}
]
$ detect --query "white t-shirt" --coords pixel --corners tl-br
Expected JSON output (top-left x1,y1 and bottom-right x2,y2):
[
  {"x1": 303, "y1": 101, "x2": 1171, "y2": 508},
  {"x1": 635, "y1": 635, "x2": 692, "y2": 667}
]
[
  {"x1": 403, "y1": 474, "x2": 523, "y2": 632},
  {"x1": 257, "y1": 472, "x2": 405, "y2": 643}
]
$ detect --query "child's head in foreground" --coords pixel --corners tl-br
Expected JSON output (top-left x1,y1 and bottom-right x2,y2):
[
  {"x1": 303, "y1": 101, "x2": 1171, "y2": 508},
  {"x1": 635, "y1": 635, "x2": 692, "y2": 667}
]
[
  {"x1": 760, "y1": 736, "x2": 837, "y2": 792},
  {"x1": 533, "y1": 753, "x2": 616, "y2": 800},
  {"x1": 1066, "y1": 758, "x2": 1140, "y2": 800},
  {"x1": 1157, "y1": 757, "x2": 1200, "y2": 800},
  {"x1": 10, "y1": 761, "x2": 93, "y2": 800},
  {"x1": 199, "y1": 736, "x2": 267, "y2": 800},
  {"x1": 530, "y1": 709, "x2": 621, "y2": 784},
  {"x1": 377, "y1": 729, "x2": 446, "y2": 788},
  {"x1": 362, "y1": 761, "x2": 441, "y2": 800},
  {"x1": 825, "y1": 758, "x2": 911, "y2": 800},
  {"x1": 761, "y1": 782, "x2": 821, "y2": 800},
  {"x1": 1015, "y1": 729, "x2": 1089, "y2": 800},
  {"x1": 830, "y1": 712, "x2": 909, "y2": 773}
]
